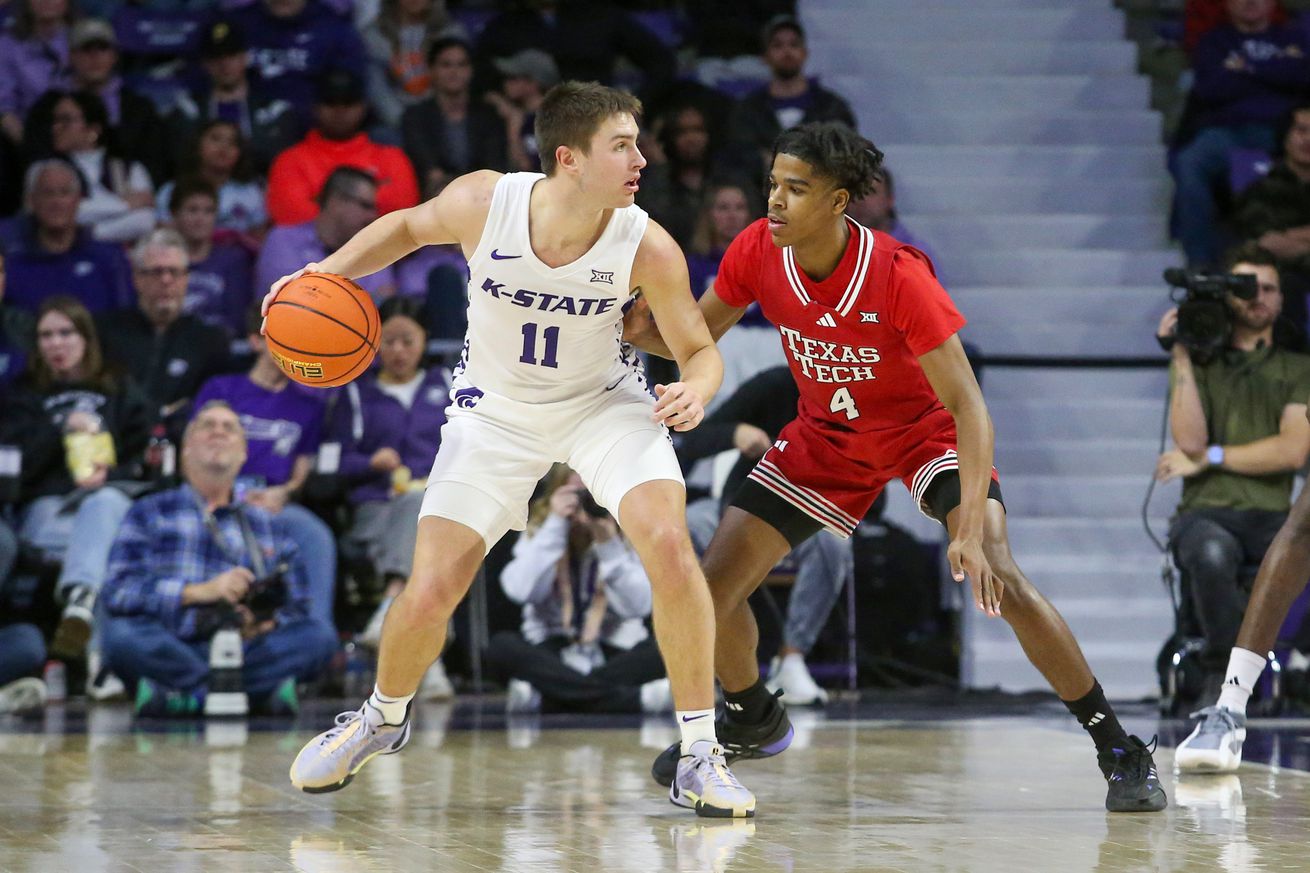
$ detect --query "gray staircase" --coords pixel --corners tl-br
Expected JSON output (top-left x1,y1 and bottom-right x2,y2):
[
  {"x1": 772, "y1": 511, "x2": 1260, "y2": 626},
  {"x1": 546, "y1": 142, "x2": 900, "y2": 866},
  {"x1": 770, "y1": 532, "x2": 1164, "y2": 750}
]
[{"x1": 804, "y1": 0, "x2": 1180, "y2": 698}]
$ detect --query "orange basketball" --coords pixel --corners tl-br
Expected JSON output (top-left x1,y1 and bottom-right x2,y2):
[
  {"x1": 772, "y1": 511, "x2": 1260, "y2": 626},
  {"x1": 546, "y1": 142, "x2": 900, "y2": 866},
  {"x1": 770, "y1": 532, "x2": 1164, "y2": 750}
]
[{"x1": 264, "y1": 272, "x2": 380, "y2": 387}]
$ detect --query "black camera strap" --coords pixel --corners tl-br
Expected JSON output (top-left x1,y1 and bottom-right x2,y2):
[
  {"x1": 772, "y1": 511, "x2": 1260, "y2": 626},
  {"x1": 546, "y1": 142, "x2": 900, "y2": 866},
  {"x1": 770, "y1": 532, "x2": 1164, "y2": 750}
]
[{"x1": 201, "y1": 502, "x2": 268, "y2": 578}]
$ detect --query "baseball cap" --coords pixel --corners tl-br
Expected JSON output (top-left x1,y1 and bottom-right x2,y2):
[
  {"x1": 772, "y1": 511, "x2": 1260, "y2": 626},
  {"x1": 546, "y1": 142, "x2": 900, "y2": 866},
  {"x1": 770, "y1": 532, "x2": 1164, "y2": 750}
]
[
  {"x1": 763, "y1": 14, "x2": 805, "y2": 44},
  {"x1": 70, "y1": 19, "x2": 117, "y2": 50},
  {"x1": 199, "y1": 21, "x2": 247, "y2": 58},
  {"x1": 316, "y1": 68, "x2": 365, "y2": 105},
  {"x1": 494, "y1": 49, "x2": 560, "y2": 89}
]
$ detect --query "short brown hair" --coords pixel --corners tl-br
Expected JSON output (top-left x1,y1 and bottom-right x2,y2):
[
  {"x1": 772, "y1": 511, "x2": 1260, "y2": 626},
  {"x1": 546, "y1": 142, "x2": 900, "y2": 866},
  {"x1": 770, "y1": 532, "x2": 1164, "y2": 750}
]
[
  {"x1": 535, "y1": 81, "x2": 642, "y2": 176},
  {"x1": 1226, "y1": 241, "x2": 1283, "y2": 292}
]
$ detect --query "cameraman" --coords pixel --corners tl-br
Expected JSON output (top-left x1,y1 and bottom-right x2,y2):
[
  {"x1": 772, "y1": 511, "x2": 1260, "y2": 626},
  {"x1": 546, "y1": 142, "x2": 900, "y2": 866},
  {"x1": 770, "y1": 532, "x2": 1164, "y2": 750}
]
[
  {"x1": 485, "y1": 464, "x2": 669, "y2": 714},
  {"x1": 1156, "y1": 244, "x2": 1310, "y2": 699},
  {"x1": 99, "y1": 400, "x2": 337, "y2": 717}
]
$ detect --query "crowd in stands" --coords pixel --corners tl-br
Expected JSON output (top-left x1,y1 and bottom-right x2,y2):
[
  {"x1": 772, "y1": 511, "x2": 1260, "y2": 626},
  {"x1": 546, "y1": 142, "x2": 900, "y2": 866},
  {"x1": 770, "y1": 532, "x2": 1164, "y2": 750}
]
[
  {"x1": 0, "y1": 0, "x2": 978, "y2": 720},
  {"x1": 1168, "y1": 0, "x2": 1310, "y2": 280}
]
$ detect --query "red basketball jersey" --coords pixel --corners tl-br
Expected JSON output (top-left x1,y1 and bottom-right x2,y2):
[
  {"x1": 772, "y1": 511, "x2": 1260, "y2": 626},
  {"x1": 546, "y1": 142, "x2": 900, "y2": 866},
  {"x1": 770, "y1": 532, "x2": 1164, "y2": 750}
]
[{"x1": 714, "y1": 217, "x2": 966, "y2": 457}]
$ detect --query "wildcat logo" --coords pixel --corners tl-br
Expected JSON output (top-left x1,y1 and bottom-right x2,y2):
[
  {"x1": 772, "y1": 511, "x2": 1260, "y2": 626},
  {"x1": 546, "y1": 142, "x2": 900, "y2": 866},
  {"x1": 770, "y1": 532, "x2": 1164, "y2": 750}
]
[
  {"x1": 270, "y1": 348, "x2": 324, "y2": 380},
  {"x1": 590, "y1": 269, "x2": 614, "y2": 285},
  {"x1": 452, "y1": 387, "x2": 484, "y2": 409}
]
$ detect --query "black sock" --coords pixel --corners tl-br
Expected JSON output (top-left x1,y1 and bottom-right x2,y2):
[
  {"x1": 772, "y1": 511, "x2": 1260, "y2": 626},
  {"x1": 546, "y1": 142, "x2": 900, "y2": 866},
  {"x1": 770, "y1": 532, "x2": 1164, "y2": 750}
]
[
  {"x1": 1063, "y1": 680, "x2": 1130, "y2": 753},
  {"x1": 723, "y1": 678, "x2": 773, "y2": 724}
]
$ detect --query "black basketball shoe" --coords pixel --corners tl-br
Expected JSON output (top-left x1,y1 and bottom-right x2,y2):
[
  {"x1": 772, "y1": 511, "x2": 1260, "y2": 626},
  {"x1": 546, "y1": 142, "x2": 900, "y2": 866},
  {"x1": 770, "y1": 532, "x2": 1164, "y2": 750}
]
[
  {"x1": 652, "y1": 695, "x2": 794, "y2": 787},
  {"x1": 1098, "y1": 734, "x2": 1168, "y2": 812}
]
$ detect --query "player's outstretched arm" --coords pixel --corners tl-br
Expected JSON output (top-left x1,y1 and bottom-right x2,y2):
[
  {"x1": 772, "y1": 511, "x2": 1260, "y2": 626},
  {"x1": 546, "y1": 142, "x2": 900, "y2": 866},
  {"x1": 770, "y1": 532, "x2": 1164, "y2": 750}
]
[
  {"x1": 919, "y1": 334, "x2": 1003, "y2": 616},
  {"x1": 260, "y1": 170, "x2": 500, "y2": 322},
  {"x1": 623, "y1": 282, "x2": 748, "y2": 359},
  {"x1": 632, "y1": 222, "x2": 723, "y2": 431}
]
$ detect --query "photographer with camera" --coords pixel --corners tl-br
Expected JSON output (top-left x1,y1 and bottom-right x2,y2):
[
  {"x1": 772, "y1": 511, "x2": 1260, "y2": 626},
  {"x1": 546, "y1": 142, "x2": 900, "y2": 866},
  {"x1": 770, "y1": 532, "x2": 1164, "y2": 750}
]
[
  {"x1": 98, "y1": 400, "x2": 338, "y2": 717},
  {"x1": 1156, "y1": 244, "x2": 1310, "y2": 707},
  {"x1": 485, "y1": 464, "x2": 670, "y2": 714}
]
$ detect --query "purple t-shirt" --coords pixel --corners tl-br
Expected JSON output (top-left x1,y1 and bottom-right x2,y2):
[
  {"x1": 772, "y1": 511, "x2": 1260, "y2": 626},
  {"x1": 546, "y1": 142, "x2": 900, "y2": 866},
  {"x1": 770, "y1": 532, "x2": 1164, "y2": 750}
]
[
  {"x1": 192, "y1": 373, "x2": 324, "y2": 487},
  {"x1": 187, "y1": 241, "x2": 255, "y2": 337},
  {"x1": 3, "y1": 228, "x2": 134, "y2": 314},
  {"x1": 254, "y1": 221, "x2": 395, "y2": 301}
]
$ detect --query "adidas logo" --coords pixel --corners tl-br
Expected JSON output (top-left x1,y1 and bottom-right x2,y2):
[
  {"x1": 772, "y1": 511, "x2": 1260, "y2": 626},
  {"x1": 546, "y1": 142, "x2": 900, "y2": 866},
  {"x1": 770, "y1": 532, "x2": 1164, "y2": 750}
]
[
  {"x1": 815, "y1": 313, "x2": 837, "y2": 328},
  {"x1": 725, "y1": 701, "x2": 744, "y2": 711},
  {"x1": 1086, "y1": 712, "x2": 1105, "y2": 726}
]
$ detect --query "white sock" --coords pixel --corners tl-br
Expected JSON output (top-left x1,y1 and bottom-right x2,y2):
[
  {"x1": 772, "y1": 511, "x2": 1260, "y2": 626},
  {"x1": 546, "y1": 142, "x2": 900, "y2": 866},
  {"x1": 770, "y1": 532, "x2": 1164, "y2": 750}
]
[
  {"x1": 1216, "y1": 647, "x2": 1267, "y2": 715},
  {"x1": 367, "y1": 684, "x2": 414, "y2": 725},
  {"x1": 677, "y1": 708, "x2": 717, "y2": 754}
]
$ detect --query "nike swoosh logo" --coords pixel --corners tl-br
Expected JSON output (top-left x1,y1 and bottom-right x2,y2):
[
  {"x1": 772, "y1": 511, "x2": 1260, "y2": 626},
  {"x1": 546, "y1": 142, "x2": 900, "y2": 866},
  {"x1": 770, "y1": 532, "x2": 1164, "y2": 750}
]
[
  {"x1": 490, "y1": 249, "x2": 521, "y2": 260},
  {"x1": 681, "y1": 714, "x2": 709, "y2": 723}
]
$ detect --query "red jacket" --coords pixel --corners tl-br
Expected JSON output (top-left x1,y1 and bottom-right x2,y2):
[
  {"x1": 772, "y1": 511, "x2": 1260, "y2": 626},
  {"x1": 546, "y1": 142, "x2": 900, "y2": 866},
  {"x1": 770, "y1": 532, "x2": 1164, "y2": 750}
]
[{"x1": 266, "y1": 130, "x2": 420, "y2": 225}]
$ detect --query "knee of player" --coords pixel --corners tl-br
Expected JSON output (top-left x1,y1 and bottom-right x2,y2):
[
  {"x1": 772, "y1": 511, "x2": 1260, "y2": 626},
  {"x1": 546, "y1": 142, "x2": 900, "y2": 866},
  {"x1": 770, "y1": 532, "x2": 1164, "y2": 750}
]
[
  {"x1": 632, "y1": 520, "x2": 694, "y2": 563},
  {"x1": 399, "y1": 572, "x2": 466, "y2": 621}
]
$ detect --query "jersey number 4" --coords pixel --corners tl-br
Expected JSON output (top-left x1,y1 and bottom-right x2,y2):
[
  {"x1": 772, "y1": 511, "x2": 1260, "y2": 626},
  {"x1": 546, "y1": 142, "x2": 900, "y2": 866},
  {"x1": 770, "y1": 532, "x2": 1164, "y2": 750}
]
[
  {"x1": 829, "y1": 386, "x2": 860, "y2": 421},
  {"x1": 519, "y1": 322, "x2": 560, "y2": 368}
]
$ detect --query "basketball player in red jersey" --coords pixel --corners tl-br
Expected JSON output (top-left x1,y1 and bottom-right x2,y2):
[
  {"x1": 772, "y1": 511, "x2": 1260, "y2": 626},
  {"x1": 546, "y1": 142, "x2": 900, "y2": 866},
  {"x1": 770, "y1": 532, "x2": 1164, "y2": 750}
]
[{"x1": 629, "y1": 122, "x2": 1167, "y2": 812}]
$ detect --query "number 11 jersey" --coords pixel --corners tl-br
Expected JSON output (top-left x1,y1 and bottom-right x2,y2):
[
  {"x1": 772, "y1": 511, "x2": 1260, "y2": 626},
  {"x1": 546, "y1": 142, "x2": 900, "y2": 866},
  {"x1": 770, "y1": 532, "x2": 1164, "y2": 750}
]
[{"x1": 457, "y1": 172, "x2": 648, "y2": 404}]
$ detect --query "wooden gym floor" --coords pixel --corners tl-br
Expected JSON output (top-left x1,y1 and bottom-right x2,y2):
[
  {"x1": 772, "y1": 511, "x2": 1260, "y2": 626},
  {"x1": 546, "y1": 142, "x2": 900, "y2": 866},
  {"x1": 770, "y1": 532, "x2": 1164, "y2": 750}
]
[{"x1": 2, "y1": 697, "x2": 1309, "y2": 872}]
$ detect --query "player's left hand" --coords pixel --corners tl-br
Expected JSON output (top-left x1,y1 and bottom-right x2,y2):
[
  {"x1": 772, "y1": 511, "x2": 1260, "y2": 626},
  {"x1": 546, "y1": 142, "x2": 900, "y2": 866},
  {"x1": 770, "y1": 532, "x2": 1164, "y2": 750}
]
[
  {"x1": 949, "y1": 536, "x2": 1003, "y2": 617},
  {"x1": 653, "y1": 382, "x2": 704, "y2": 432},
  {"x1": 1155, "y1": 448, "x2": 1205, "y2": 482}
]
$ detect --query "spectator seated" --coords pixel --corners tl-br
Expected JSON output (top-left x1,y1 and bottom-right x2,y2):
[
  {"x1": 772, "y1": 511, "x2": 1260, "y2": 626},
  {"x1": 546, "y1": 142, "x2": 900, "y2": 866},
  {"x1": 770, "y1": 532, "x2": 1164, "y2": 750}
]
[
  {"x1": 100, "y1": 401, "x2": 338, "y2": 717},
  {"x1": 486, "y1": 464, "x2": 669, "y2": 715},
  {"x1": 0, "y1": 296, "x2": 154, "y2": 683},
  {"x1": 192, "y1": 304, "x2": 338, "y2": 632},
  {"x1": 4, "y1": 159, "x2": 134, "y2": 315}
]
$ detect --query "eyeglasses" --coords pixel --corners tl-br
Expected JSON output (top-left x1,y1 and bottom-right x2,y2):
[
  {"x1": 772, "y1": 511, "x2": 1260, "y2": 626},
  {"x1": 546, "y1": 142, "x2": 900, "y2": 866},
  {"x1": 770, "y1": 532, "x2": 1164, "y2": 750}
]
[{"x1": 136, "y1": 266, "x2": 187, "y2": 280}]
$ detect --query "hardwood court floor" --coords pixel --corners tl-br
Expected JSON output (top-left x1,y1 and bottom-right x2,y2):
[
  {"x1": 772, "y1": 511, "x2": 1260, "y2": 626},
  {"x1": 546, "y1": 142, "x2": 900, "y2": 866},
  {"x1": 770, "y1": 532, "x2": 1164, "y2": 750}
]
[{"x1": 2, "y1": 701, "x2": 1309, "y2": 873}]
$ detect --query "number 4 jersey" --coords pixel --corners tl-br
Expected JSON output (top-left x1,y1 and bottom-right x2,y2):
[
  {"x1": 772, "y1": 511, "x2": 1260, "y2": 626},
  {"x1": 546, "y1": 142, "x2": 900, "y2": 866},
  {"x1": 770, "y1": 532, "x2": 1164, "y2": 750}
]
[
  {"x1": 457, "y1": 172, "x2": 648, "y2": 403},
  {"x1": 714, "y1": 216, "x2": 975, "y2": 535}
]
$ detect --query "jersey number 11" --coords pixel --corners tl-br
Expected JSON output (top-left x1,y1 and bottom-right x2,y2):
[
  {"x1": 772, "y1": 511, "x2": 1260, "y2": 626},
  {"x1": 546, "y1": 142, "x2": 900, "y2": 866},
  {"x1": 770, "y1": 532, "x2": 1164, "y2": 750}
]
[{"x1": 520, "y1": 322, "x2": 560, "y2": 368}]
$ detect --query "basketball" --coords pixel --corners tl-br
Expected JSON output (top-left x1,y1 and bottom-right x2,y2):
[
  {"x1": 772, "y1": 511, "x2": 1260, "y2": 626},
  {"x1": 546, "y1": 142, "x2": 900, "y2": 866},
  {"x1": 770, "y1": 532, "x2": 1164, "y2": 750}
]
[{"x1": 263, "y1": 272, "x2": 380, "y2": 387}]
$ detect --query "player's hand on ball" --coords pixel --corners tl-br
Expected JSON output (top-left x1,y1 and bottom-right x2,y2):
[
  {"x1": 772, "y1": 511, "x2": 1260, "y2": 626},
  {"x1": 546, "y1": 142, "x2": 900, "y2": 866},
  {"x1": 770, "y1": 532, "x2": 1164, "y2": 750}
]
[
  {"x1": 259, "y1": 261, "x2": 321, "y2": 334},
  {"x1": 653, "y1": 382, "x2": 704, "y2": 432},
  {"x1": 949, "y1": 537, "x2": 1003, "y2": 617}
]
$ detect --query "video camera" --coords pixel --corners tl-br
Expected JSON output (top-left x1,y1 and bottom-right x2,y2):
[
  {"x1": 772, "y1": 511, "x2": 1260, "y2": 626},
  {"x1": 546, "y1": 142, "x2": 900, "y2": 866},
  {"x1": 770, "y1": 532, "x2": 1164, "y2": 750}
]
[{"x1": 1162, "y1": 268, "x2": 1258, "y2": 362}]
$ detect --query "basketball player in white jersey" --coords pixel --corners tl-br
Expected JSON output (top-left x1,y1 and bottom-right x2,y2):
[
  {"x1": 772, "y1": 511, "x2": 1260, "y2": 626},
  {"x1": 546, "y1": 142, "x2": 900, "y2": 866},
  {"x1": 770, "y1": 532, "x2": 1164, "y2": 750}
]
[{"x1": 264, "y1": 82, "x2": 755, "y2": 818}]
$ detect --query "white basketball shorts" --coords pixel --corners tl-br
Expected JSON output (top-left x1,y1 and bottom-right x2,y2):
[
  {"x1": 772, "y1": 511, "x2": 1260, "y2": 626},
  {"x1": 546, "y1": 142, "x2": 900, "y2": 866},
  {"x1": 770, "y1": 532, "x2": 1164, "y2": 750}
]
[{"x1": 418, "y1": 373, "x2": 685, "y2": 551}]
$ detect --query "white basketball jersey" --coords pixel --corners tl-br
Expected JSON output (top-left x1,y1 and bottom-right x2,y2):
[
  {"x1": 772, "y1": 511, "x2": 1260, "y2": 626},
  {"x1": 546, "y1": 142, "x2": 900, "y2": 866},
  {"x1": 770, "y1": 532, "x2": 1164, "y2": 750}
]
[{"x1": 454, "y1": 172, "x2": 649, "y2": 404}]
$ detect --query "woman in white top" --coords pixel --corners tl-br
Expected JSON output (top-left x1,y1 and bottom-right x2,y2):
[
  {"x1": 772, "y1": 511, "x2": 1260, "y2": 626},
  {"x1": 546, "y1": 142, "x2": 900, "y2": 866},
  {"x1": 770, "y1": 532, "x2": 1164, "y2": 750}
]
[
  {"x1": 48, "y1": 91, "x2": 155, "y2": 244},
  {"x1": 488, "y1": 463, "x2": 670, "y2": 714}
]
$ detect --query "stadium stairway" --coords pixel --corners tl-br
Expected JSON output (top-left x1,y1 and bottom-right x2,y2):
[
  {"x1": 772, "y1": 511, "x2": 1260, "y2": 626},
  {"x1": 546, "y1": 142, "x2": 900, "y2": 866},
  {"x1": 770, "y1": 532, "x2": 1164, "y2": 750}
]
[{"x1": 803, "y1": 0, "x2": 1182, "y2": 698}]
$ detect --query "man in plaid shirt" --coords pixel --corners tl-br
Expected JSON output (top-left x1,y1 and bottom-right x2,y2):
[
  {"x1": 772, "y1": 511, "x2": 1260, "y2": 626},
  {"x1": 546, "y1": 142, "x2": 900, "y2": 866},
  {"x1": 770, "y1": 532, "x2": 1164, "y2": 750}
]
[{"x1": 100, "y1": 400, "x2": 337, "y2": 716}]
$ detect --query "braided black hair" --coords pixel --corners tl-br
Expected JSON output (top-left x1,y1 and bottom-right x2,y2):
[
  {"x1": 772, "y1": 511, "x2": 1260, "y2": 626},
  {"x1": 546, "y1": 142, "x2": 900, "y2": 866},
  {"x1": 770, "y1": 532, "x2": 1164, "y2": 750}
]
[{"x1": 772, "y1": 122, "x2": 884, "y2": 199}]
